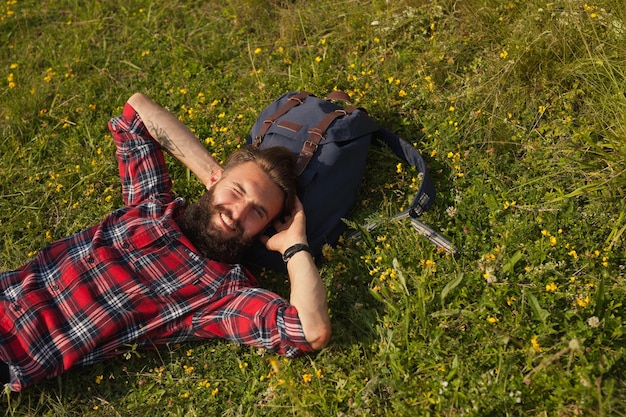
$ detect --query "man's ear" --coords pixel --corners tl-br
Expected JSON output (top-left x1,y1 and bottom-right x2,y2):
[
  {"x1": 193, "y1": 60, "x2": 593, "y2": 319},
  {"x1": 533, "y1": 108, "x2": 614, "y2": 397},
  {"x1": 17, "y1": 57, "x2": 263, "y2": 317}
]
[{"x1": 206, "y1": 169, "x2": 223, "y2": 190}]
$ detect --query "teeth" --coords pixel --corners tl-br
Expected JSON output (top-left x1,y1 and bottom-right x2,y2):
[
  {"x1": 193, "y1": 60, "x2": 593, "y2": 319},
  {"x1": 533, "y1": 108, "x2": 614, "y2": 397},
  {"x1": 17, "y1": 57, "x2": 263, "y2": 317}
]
[{"x1": 221, "y1": 213, "x2": 235, "y2": 229}]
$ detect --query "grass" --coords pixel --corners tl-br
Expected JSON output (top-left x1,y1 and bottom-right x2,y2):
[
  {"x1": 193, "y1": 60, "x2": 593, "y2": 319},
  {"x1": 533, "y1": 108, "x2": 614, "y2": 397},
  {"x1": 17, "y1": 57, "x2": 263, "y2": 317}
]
[{"x1": 1, "y1": 0, "x2": 625, "y2": 415}]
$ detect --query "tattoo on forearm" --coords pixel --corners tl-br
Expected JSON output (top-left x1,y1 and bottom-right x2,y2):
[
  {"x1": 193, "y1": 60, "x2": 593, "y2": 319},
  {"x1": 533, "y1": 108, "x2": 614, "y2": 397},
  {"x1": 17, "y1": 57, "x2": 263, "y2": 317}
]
[{"x1": 148, "y1": 121, "x2": 185, "y2": 158}]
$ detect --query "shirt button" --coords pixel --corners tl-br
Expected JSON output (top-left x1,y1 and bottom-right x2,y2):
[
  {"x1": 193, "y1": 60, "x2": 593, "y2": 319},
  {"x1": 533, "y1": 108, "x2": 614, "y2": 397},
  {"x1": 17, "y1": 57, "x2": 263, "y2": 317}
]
[
  {"x1": 87, "y1": 257, "x2": 95, "y2": 263},
  {"x1": 122, "y1": 243, "x2": 130, "y2": 249},
  {"x1": 13, "y1": 305, "x2": 21, "y2": 311},
  {"x1": 52, "y1": 284, "x2": 59, "y2": 291}
]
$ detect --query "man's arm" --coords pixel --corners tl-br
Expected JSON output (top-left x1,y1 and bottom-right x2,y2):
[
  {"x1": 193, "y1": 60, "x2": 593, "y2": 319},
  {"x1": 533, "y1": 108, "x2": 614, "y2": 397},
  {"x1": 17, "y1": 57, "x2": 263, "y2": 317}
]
[
  {"x1": 127, "y1": 93, "x2": 223, "y2": 187},
  {"x1": 262, "y1": 199, "x2": 331, "y2": 350}
]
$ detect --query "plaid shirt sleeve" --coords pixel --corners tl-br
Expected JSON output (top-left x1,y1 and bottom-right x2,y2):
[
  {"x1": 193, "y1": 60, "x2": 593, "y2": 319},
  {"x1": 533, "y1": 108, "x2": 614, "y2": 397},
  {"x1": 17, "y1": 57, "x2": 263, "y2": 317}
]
[
  {"x1": 192, "y1": 285, "x2": 314, "y2": 358},
  {"x1": 108, "y1": 102, "x2": 173, "y2": 205}
]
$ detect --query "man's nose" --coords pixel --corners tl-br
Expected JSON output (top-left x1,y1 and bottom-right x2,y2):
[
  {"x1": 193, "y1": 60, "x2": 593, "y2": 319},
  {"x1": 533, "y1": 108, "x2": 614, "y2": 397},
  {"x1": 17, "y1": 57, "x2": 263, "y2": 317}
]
[{"x1": 230, "y1": 200, "x2": 250, "y2": 221}]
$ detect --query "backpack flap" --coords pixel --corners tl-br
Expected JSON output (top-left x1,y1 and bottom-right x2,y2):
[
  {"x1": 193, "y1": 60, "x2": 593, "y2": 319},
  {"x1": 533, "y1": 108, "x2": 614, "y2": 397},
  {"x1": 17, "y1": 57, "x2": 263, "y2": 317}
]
[{"x1": 373, "y1": 126, "x2": 436, "y2": 217}]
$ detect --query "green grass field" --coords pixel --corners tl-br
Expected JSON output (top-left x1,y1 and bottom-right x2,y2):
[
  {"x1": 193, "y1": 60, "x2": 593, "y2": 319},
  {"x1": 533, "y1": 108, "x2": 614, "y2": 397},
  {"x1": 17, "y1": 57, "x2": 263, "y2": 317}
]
[{"x1": 1, "y1": 0, "x2": 625, "y2": 415}]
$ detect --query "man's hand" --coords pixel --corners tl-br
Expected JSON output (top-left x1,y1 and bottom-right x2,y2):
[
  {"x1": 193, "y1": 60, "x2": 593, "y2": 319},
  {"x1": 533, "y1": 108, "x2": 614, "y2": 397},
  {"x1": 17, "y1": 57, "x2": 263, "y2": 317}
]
[{"x1": 260, "y1": 198, "x2": 308, "y2": 256}]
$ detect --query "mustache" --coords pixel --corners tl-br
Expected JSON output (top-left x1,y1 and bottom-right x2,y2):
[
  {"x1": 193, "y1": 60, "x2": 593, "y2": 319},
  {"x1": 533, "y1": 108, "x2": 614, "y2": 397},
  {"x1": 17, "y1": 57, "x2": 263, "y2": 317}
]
[{"x1": 214, "y1": 205, "x2": 244, "y2": 236}]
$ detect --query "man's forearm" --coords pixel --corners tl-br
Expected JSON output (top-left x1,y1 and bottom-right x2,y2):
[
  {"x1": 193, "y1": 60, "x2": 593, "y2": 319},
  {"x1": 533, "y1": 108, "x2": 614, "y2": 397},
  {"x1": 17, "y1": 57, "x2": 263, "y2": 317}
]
[
  {"x1": 286, "y1": 251, "x2": 331, "y2": 350},
  {"x1": 127, "y1": 93, "x2": 223, "y2": 186}
]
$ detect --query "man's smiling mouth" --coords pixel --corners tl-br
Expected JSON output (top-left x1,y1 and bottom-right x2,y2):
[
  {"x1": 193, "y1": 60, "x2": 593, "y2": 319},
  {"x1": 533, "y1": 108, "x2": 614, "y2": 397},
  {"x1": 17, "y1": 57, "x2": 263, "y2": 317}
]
[{"x1": 220, "y1": 212, "x2": 237, "y2": 231}]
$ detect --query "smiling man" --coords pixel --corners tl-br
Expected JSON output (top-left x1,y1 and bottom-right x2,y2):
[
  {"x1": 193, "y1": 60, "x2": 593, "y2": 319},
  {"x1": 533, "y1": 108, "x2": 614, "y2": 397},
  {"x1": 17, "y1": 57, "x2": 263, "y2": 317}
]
[{"x1": 0, "y1": 93, "x2": 331, "y2": 392}]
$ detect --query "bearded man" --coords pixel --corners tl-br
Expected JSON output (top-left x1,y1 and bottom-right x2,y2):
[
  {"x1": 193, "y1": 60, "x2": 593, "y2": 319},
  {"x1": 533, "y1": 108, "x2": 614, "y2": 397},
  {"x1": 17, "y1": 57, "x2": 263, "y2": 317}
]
[{"x1": 0, "y1": 93, "x2": 331, "y2": 392}]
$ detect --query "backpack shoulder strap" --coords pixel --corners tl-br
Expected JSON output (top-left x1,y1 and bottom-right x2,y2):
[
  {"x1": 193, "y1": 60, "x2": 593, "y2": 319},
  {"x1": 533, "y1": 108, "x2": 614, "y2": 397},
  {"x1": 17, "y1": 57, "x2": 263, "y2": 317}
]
[
  {"x1": 295, "y1": 106, "x2": 357, "y2": 174},
  {"x1": 253, "y1": 91, "x2": 311, "y2": 146},
  {"x1": 373, "y1": 127, "x2": 436, "y2": 217}
]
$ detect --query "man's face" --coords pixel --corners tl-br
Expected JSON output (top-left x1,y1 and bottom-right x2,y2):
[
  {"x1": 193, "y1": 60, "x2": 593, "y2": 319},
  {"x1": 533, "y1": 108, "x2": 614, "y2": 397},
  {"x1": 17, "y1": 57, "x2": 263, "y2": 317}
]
[
  {"x1": 207, "y1": 161, "x2": 285, "y2": 240},
  {"x1": 178, "y1": 161, "x2": 285, "y2": 263}
]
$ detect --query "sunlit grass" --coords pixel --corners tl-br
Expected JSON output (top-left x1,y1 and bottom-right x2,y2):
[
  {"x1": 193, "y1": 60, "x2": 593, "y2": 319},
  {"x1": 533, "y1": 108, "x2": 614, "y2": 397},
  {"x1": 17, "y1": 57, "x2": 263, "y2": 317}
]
[{"x1": 1, "y1": 0, "x2": 625, "y2": 415}]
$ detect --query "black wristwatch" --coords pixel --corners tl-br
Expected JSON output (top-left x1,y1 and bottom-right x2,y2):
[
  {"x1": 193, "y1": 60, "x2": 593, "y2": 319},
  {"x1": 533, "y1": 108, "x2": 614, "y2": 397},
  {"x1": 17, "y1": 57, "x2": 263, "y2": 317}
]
[{"x1": 282, "y1": 243, "x2": 312, "y2": 263}]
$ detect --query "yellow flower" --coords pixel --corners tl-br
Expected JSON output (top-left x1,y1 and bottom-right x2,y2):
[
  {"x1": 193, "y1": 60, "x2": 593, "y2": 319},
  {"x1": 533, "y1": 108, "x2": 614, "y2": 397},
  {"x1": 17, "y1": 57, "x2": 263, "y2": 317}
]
[
  {"x1": 398, "y1": 89, "x2": 407, "y2": 97},
  {"x1": 95, "y1": 375, "x2": 103, "y2": 384},
  {"x1": 503, "y1": 201, "x2": 516, "y2": 210},
  {"x1": 531, "y1": 335, "x2": 542, "y2": 352},
  {"x1": 576, "y1": 297, "x2": 590, "y2": 308},
  {"x1": 302, "y1": 373, "x2": 313, "y2": 384},
  {"x1": 487, "y1": 317, "x2": 499, "y2": 324},
  {"x1": 545, "y1": 282, "x2": 557, "y2": 292},
  {"x1": 254, "y1": 47, "x2": 262, "y2": 54},
  {"x1": 321, "y1": 244, "x2": 333, "y2": 261},
  {"x1": 198, "y1": 380, "x2": 211, "y2": 389}
]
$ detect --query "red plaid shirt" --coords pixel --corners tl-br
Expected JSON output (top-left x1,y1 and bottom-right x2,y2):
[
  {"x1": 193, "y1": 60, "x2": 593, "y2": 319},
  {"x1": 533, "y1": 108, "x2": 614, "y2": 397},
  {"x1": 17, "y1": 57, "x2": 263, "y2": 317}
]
[{"x1": 0, "y1": 103, "x2": 311, "y2": 391}]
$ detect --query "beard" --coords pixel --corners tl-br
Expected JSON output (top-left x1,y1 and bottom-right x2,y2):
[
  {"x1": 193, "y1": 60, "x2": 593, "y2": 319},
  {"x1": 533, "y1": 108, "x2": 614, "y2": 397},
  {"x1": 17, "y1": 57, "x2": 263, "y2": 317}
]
[{"x1": 176, "y1": 188, "x2": 256, "y2": 264}]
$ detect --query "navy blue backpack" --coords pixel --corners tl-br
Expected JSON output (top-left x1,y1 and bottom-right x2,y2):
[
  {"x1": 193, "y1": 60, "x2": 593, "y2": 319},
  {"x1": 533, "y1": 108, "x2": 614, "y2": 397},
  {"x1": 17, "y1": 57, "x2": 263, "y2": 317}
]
[{"x1": 243, "y1": 91, "x2": 438, "y2": 270}]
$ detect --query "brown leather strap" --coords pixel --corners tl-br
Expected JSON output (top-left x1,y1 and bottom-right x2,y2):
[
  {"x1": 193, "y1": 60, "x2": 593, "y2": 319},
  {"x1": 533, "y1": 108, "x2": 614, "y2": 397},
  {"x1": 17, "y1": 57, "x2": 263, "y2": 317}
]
[
  {"x1": 295, "y1": 106, "x2": 356, "y2": 174},
  {"x1": 253, "y1": 92, "x2": 311, "y2": 147},
  {"x1": 325, "y1": 90, "x2": 352, "y2": 103}
]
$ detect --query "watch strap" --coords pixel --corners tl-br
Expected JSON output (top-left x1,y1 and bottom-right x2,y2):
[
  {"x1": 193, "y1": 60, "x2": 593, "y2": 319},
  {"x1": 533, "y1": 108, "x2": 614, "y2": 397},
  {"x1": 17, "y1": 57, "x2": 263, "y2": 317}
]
[{"x1": 282, "y1": 243, "x2": 312, "y2": 263}]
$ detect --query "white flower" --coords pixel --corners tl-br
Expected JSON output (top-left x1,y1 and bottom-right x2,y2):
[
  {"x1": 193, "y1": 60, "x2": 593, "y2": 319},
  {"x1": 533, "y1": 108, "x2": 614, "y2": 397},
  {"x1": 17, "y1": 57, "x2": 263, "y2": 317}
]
[
  {"x1": 483, "y1": 267, "x2": 497, "y2": 284},
  {"x1": 587, "y1": 316, "x2": 600, "y2": 328}
]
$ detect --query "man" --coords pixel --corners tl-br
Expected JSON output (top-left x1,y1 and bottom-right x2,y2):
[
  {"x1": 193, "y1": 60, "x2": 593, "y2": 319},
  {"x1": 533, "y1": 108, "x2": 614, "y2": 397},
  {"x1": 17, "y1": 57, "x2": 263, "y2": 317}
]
[{"x1": 0, "y1": 93, "x2": 331, "y2": 392}]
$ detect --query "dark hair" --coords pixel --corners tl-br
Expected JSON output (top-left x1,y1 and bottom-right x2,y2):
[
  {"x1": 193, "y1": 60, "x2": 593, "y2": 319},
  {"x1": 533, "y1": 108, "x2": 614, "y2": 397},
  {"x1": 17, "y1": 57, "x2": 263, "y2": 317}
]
[{"x1": 223, "y1": 146, "x2": 298, "y2": 216}]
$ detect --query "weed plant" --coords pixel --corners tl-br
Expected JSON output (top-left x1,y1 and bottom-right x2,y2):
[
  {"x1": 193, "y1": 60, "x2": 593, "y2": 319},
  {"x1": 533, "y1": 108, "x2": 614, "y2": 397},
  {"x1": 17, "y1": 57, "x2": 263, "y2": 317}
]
[{"x1": 1, "y1": 0, "x2": 625, "y2": 415}]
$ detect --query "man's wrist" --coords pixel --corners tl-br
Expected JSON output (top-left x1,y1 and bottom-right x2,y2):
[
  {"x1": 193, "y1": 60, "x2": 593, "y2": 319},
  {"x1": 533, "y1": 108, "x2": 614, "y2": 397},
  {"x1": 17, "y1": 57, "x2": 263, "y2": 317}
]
[{"x1": 282, "y1": 243, "x2": 312, "y2": 263}]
